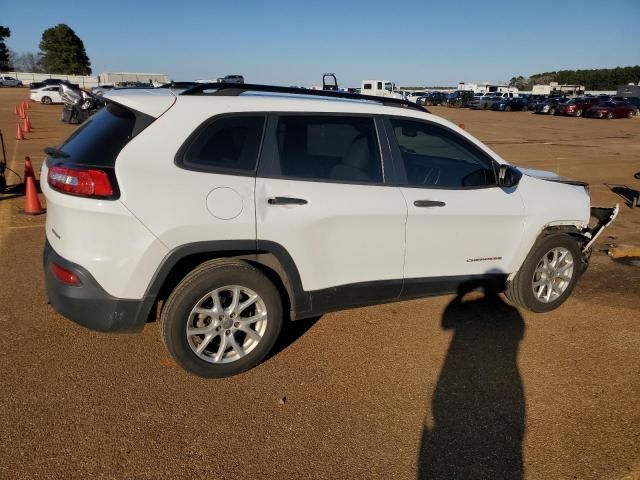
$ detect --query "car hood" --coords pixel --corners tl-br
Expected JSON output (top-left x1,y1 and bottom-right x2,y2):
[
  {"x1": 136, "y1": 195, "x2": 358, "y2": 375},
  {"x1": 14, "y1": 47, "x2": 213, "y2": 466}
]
[{"x1": 517, "y1": 167, "x2": 588, "y2": 189}]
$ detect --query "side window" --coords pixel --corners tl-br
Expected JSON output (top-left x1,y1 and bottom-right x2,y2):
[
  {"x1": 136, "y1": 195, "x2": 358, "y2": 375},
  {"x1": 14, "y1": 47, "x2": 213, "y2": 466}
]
[
  {"x1": 377, "y1": 82, "x2": 383, "y2": 90},
  {"x1": 363, "y1": 83, "x2": 372, "y2": 90},
  {"x1": 273, "y1": 115, "x2": 382, "y2": 184},
  {"x1": 181, "y1": 115, "x2": 265, "y2": 173},
  {"x1": 389, "y1": 118, "x2": 496, "y2": 188}
]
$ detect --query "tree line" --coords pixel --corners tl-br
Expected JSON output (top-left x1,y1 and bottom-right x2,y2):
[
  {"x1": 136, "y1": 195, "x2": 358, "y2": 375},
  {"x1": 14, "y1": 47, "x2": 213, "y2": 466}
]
[
  {"x1": 510, "y1": 66, "x2": 640, "y2": 91},
  {"x1": 0, "y1": 24, "x2": 91, "y2": 75}
]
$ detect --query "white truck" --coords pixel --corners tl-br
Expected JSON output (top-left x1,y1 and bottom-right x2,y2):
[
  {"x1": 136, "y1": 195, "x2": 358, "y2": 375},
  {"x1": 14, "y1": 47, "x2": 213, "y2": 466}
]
[{"x1": 361, "y1": 80, "x2": 404, "y2": 99}]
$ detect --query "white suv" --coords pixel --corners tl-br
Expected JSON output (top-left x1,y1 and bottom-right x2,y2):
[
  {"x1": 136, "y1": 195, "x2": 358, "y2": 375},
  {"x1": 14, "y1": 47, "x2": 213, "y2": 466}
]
[{"x1": 42, "y1": 84, "x2": 617, "y2": 377}]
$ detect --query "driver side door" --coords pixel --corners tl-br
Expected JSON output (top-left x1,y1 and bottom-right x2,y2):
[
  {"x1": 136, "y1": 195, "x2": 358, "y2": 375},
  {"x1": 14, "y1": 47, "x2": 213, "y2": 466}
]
[{"x1": 384, "y1": 117, "x2": 526, "y2": 285}]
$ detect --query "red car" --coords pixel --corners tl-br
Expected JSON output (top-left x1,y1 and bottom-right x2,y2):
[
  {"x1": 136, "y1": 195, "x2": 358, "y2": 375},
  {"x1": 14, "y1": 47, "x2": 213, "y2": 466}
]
[
  {"x1": 584, "y1": 101, "x2": 638, "y2": 119},
  {"x1": 555, "y1": 97, "x2": 602, "y2": 116}
]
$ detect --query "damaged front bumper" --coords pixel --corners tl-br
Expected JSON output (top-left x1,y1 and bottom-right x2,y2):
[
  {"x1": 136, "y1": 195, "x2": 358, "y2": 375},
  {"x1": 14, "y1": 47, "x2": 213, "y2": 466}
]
[{"x1": 581, "y1": 205, "x2": 619, "y2": 252}]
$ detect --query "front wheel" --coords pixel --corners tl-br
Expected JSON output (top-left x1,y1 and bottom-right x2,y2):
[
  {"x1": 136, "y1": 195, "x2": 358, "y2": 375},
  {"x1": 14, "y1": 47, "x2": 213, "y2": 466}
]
[
  {"x1": 41, "y1": 96, "x2": 52, "y2": 105},
  {"x1": 160, "y1": 259, "x2": 283, "y2": 378},
  {"x1": 505, "y1": 234, "x2": 583, "y2": 313},
  {"x1": 607, "y1": 111, "x2": 614, "y2": 119}
]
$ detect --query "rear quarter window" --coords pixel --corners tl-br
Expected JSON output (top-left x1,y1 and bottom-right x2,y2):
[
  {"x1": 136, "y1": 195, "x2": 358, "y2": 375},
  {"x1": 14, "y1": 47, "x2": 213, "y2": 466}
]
[{"x1": 177, "y1": 115, "x2": 266, "y2": 174}]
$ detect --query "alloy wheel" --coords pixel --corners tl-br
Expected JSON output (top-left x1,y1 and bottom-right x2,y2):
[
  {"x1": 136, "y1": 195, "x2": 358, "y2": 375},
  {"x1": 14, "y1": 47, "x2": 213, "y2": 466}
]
[
  {"x1": 186, "y1": 285, "x2": 268, "y2": 364},
  {"x1": 532, "y1": 247, "x2": 574, "y2": 303}
]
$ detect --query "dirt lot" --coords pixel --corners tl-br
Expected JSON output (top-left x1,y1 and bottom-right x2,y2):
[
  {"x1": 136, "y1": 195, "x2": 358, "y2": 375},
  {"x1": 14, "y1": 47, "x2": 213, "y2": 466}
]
[{"x1": 0, "y1": 89, "x2": 638, "y2": 480}]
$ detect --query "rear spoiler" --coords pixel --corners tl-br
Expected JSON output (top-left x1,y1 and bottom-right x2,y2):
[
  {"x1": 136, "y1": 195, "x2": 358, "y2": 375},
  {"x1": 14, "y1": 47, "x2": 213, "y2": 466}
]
[{"x1": 102, "y1": 88, "x2": 177, "y2": 118}]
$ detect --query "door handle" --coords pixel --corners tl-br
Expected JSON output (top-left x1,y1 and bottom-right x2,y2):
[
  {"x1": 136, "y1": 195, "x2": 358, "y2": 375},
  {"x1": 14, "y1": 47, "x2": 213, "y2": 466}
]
[
  {"x1": 414, "y1": 200, "x2": 446, "y2": 208},
  {"x1": 268, "y1": 196, "x2": 308, "y2": 206}
]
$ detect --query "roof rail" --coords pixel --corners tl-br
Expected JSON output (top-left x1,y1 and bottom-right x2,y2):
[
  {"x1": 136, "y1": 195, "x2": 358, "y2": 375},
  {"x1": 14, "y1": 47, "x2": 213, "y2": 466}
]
[{"x1": 180, "y1": 82, "x2": 430, "y2": 113}]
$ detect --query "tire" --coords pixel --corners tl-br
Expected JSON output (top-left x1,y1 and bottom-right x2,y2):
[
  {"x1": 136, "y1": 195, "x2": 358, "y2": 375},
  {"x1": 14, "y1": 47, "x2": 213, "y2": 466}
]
[
  {"x1": 549, "y1": 108, "x2": 556, "y2": 115},
  {"x1": 160, "y1": 258, "x2": 283, "y2": 378},
  {"x1": 505, "y1": 234, "x2": 583, "y2": 313},
  {"x1": 505, "y1": 105, "x2": 511, "y2": 112},
  {"x1": 627, "y1": 111, "x2": 634, "y2": 119},
  {"x1": 607, "y1": 112, "x2": 614, "y2": 119},
  {"x1": 41, "y1": 96, "x2": 52, "y2": 105},
  {"x1": 576, "y1": 109, "x2": 583, "y2": 117}
]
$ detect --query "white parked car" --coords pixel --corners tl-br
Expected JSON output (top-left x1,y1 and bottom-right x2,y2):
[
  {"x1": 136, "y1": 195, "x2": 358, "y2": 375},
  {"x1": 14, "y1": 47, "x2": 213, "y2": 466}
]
[
  {"x1": 41, "y1": 84, "x2": 617, "y2": 378},
  {"x1": 0, "y1": 75, "x2": 23, "y2": 87},
  {"x1": 30, "y1": 85, "x2": 63, "y2": 104},
  {"x1": 406, "y1": 91, "x2": 428, "y2": 103}
]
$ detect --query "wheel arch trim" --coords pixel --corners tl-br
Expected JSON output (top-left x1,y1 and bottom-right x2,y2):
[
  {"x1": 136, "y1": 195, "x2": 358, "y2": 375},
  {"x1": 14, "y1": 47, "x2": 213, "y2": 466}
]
[
  {"x1": 507, "y1": 223, "x2": 588, "y2": 282},
  {"x1": 138, "y1": 240, "x2": 310, "y2": 326}
]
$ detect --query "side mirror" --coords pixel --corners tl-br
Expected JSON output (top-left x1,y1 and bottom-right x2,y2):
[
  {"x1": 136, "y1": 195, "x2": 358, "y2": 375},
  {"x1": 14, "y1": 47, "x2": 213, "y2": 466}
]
[{"x1": 497, "y1": 164, "x2": 522, "y2": 188}]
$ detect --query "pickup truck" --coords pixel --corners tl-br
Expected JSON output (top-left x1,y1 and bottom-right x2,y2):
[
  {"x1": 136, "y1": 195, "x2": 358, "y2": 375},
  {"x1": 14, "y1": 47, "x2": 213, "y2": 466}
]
[{"x1": 0, "y1": 76, "x2": 23, "y2": 87}]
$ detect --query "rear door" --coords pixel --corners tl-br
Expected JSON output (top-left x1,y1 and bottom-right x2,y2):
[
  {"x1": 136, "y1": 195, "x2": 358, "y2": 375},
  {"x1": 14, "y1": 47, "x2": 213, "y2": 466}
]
[
  {"x1": 255, "y1": 114, "x2": 407, "y2": 306},
  {"x1": 384, "y1": 117, "x2": 526, "y2": 286}
]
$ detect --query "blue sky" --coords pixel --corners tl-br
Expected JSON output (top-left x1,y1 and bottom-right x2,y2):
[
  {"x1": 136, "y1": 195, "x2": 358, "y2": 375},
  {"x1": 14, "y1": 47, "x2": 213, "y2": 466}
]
[{"x1": 2, "y1": 0, "x2": 639, "y2": 87}]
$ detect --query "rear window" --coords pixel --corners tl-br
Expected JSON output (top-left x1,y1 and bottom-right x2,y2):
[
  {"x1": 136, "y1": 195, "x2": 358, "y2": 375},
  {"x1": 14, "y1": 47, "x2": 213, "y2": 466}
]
[{"x1": 57, "y1": 103, "x2": 152, "y2": 167}]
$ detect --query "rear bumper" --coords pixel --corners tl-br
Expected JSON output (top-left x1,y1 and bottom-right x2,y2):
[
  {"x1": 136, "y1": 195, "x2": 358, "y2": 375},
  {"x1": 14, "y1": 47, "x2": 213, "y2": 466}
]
[{"x1": 43, "y1": 241, "x2": 147, "y2": 332}]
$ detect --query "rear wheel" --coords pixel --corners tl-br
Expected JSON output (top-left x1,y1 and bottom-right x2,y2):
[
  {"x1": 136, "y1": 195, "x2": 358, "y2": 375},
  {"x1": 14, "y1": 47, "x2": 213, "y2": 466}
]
[
  {"x1": 504, "y1": 105, "x2": 511, "y2": 112},
  {"x1": 505, "y1": 234, "x2": 583, "y2": 313},
  {"x1": 549, "y1": 107, "x2": 556, "y2": 115},
  {"x1": 41, "y1": 96, "x2": 52, "y2": 105},
  {"x1": 607, "y1": 111, "x2": 614, "y2": 119},
  {"x1": 160, "y1": 259, "x2": 283, "y2": 378},
  {"x1": 627, "y1": 111, "x2": 634, "y2": 119}
]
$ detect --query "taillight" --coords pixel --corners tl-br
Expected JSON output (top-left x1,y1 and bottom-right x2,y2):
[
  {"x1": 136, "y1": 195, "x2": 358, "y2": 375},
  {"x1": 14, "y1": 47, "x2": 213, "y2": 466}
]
[
  {"x1": 47, "y1": 165, "x2": 113, "y2": 197},
  {"x1": 50, "y1": 262, "x2": 81, "y2": 286}
]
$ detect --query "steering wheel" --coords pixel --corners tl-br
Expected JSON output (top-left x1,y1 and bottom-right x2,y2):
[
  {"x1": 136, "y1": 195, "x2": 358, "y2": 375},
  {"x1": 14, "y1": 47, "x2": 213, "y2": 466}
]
[
  {"x1": 399, "y1": 145, "x2": 416, "y2": 154},
  {"x1": 423, "y1": 167, "x2": 441, "y2": 186},
  {"x1": 461, "y1": 168, "x2": 488, "y2": 187}
]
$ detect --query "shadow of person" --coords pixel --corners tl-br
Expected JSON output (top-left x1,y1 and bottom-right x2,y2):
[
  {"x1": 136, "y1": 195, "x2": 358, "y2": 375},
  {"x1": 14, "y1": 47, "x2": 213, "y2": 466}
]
[{"x1": 418, "y1": 284, "x2": 526, "y2": 480}]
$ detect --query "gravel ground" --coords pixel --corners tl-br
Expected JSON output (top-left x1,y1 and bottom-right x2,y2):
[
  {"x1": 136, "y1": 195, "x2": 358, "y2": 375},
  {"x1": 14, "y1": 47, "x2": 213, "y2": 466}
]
[{"x1": 0, "y1": 90, "x2": 638, "y2": 480}]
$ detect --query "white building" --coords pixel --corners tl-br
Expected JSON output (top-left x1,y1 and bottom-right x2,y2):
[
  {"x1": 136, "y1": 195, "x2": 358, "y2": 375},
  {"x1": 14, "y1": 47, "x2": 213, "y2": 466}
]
[
  {"x1": 457, "y1": 82, "x2": 518, "y2": 94},
  {"x1": 98, "y1": 72, "x2": 169, "y2": 85},
  {"x1": 532, "y1": 82, "x2": 585, "y2": 96}
]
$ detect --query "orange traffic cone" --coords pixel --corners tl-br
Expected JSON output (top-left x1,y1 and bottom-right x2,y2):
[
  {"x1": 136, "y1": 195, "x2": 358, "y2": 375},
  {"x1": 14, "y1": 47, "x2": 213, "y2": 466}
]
[
  {"x1": 16, "y1": 123, "x2": 25, "y2": 140},
  {"x1": 23, "y1": 175, "x2": 45, "y2": 215},
  {"x1": 22, "y1": 100, "x2": 29, "y2": 110},
  {"x1": 13, "y1": 105, "x2": 19, "y2": 115},
  {"x1": 18, "y1": 105, "x2": 25, "y2": 119},
  {"x1": 26, "y1": 116, "x2": 33, "y2": 131},
  {"x1": 22, "y1": 117, "x2": 31, "y2": 133},
  {"x1": 24, "y1": 156, "x2": 35, "y2": 179},
  {"x1": 458, "y1": 123, "x2": 465, "y2": 130}
]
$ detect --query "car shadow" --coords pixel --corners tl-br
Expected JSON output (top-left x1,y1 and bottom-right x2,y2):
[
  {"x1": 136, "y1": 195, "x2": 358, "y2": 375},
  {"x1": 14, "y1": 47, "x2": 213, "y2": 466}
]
[
  {"x1": 266, "y1": 315, "x2": 321, "y2": 360},
  {"x1": 417, "y1": 286, "x2": 526, "y2": 480},
  {"x1": 606, "y1": 183, "x2": 639, "y2": 208}
]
